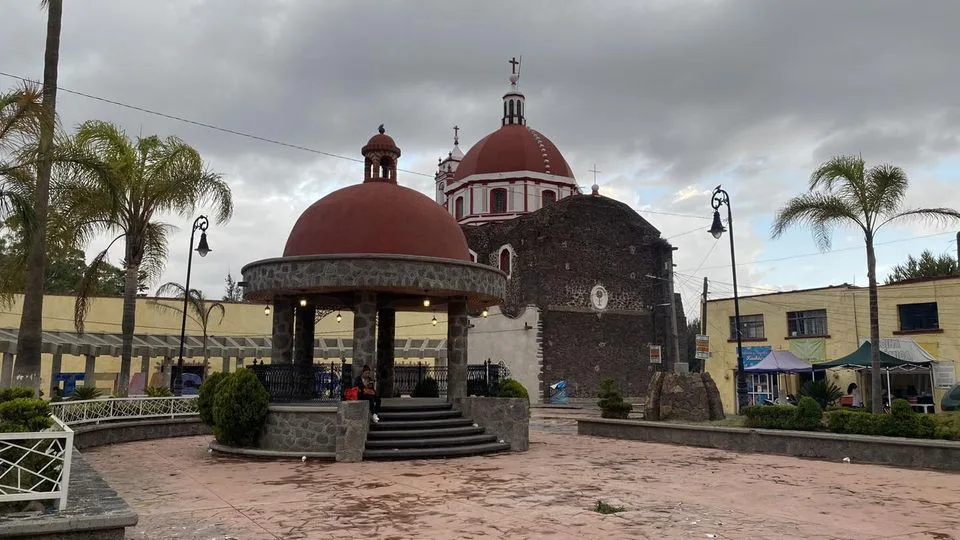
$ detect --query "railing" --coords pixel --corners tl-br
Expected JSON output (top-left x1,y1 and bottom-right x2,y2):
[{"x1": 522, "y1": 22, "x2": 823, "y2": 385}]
[
  {"x1": 50, "y1": 396, "x2": 199, "y2": 426},
  {"x1": 0, "y1": 416, "x2": 73, "y2": 511}
]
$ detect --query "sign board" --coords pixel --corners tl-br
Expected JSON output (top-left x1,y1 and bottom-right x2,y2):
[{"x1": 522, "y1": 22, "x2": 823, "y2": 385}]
[
  {"x1": 741, "y1": 346, "x2": 772, "y2": 369},
  {"x1": 649, "y1": 345, "x2": 662, "y2": 364},
  {"x1": 695, "y1": 335, "x2": 710, "y2": 360},
  {"x1": 933, "y1": 361, "x2": 957, "y2": 389}
]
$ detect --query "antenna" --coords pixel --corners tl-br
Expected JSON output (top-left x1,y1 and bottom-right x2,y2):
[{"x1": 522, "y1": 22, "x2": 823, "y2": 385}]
[{"x1": 516, "y1": 55, "x2": 523, "y2": 87}]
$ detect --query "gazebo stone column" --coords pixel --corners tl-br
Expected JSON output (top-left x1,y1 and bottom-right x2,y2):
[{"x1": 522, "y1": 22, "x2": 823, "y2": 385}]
[
  {"x1": 377, "y1": 307, "x2": 396, "y2": 398},
  {"x1": 446, "y1": 296, "x2": 469, "y2": 402},
  {"x1": 84, "y1": 354, "x2": 96, "y2": 388},
  {"x1": 1, "y1": 353, "x2": 13, "y2": 388},
  {"x1": 352, "y1": 292, "x2": 378, "y2": 372},
  {"x1": 294, "y1": 305, "x2": 316, "y2": 366},
  {"x1": 271, "y1": 297, "x2": 295, "y2": 364}
]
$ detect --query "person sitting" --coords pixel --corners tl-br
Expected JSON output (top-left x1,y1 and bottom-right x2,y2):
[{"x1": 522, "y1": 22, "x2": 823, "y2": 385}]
[
  {"x1": 354, "y1": 365, "x2": 380, "y2": 423},
  {"x1": 847, "y1": 382, "x2": 862, "y2": 408}
]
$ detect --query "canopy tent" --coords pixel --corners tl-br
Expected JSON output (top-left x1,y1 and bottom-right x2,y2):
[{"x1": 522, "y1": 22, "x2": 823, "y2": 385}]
[
  {"x1": 819, "y1": 341, "x2": 930, "y2": 372},
  {"x1": 744, "y1": 350, "x2": 813, "y2": 373}
]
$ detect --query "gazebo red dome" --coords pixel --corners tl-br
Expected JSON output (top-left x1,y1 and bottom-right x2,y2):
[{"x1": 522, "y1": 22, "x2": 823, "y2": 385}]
[
  {"x1": 453, "y1": 124, "x2": 573, "y2": 181},
  {"x1": 283, "y1": 182, "x2": 471, "y2": 261}
]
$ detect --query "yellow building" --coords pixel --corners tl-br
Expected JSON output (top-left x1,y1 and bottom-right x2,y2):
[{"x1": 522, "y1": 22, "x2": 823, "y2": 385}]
[
  {"x1": 0, "y1": 294, "x2": 449, "y2": 395},
  {"x1": 703, "y1": 276, "x2": 960, "y2": 414}
]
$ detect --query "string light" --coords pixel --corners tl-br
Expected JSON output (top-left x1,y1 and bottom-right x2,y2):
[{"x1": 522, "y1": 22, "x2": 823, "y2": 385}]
[
  {"x1": 423, "y1": 298, "x2": 431, "y2": 308},
  {"x1": 263, "y1": 306, "x2": 271, "y2": 316},
  {"x1": 481, "y1": 309, "x2": 488, "y2": 318},
  {"x1": 336, "y1": 312, "x2": 342, "y2": 323},
  {"x1": 431, "y1": 315, "x2": 438, "y2": 326},
  {"x1": 299, "y1": 298, "x2": 307, "y2": 307}
]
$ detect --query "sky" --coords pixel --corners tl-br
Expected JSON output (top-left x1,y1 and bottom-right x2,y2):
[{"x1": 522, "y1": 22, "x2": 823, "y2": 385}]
[{"x1": 2, "y1": 0, "x2": 960, "y2": 321}]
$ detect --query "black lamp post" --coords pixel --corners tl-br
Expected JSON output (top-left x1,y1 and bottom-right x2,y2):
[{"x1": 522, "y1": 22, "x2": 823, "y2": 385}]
[
  {"x1": 709, "y1": 186, "x2": 748, "y2": 412},
  {"x1": 172, "y1": 215, "x2": 211, "y2": 395}
]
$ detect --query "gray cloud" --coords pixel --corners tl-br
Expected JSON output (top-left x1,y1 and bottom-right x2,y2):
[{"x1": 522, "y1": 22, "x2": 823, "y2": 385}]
[{"x1": 3, "y1": 0, "x2": 960, "y2": 308}]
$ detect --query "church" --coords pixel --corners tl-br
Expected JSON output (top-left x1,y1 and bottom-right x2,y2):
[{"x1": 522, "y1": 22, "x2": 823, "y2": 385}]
[{"x1": 433, "y1": 58, "x2": 687, "y2": 402}]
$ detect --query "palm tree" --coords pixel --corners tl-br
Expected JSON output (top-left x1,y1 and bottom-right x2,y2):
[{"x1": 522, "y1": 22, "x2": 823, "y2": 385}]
[
  {"x1": 15, "y1": 0, "x2": 63, "y2": 394},
  {"x1": 772, "y1": 155, "x2": 960, "y2": 412},
  {"x1": 148, "y1": 282, "x2": 226, "y2": 374},
  {"x1": 68, "y1": 120, "x2": 232, "y2": 396}
]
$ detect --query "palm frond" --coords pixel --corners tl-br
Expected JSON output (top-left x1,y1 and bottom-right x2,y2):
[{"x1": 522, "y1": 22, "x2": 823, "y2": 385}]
[
  {"x1": 771, "y1": 192, "x2": 865, "y2": 250},
  {"x1": 205, "y1": 301, "x2": 226, "y2": 327},
  {"x1": 73, "y1": 238, "x2": 122, "y2": 334},
  {"x1": 865, "y1": 164, "x2": 908, "y2": 217},
  {"x1": 138, "y1": 221, "x2": 173, "y2": 288},
  {"x1": 879, "y1": 208, "x2": 960, "y2": 231}
]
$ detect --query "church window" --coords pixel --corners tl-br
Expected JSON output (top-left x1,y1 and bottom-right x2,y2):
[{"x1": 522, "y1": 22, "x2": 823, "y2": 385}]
[
  {"x1": 490, "y1": 188, "x2": 508, "y2": 213},
  {"x1": 499, "y1": 248, "x2": 512, "y2": 275},
  {"x1": 542, "y1": 190, "x2": 556, "y2": 206},
  {"x1": 380, "y1": 157, "x2": 392, "y2": 179},
  {"x1": 469, "y1": 249, "x2": 478, "y2": 263},
  {"x1": 455, "y1": 196, "x2": 465, "y2": 220},
  {"x1": 508, "y1": 100, "x2": 515, "y2": 122}
]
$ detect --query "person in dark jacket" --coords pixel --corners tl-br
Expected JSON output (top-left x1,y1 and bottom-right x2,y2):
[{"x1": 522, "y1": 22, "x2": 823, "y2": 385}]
[{"x1": 355, "y1": 365, "x2": 380, "y2": 422}]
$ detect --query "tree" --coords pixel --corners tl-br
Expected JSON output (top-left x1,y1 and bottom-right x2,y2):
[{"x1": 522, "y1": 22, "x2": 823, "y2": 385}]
[
  {"x1": 148, "y1": 282, "x2": 226, "y2": 373},
  {"x1": 885, "y1": 250, "x2": 958, "y2": 284},
  {"x1": 772, "y1": 155, "x2": 960, "y2": 412},
  {"x1": 0, "y1": 86, "x2": 42, "y2": 239},
  {"x1": 223, "y1": 272, "x2": 243, "y2": 302},
  {"x1": 68, "y1": 120, "x2": 232, "y2": 396},
  {"x1": 15, "y1": 0, "x2": 63, "y2": 393}
]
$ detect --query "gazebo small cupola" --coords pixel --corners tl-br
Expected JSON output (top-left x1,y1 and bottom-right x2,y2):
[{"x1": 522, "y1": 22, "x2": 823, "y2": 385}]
[{"x1": 241, "y1": 127, "x2": 506, "y2": 400}]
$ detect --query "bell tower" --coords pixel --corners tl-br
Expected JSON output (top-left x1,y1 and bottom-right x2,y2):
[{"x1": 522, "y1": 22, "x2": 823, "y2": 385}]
[
  {"x1": 502, "y1": 57, "x2": 526, "y2": 127},
  {"x1": 362, "y1": 124, "x2": 401, "y2": 184}
]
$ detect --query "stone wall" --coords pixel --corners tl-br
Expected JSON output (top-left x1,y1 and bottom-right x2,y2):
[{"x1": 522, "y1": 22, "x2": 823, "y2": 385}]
[
  {"x1": 72, "y1": 417, "x2": 211, "y2": 450},
  {"x1": 577, "y1": 419, "x2": 960, "y2": 471},
  {"x1": 644, "y1": 372, "x2": 725, "y2": 422},
  {"x1": 335, "y1": 401, "x2": 369, "y2": 462},
  {"x1": 467, "y1": 305, "x2": 542, "y2": 402},
  {"x1": 463, "y1": 195, "x2": 686, "y2": 400},
  {"x1": 456, "y1": 397, "x2": 529, "y2": 451},
  {"x1": 258, "y1": 405, "x2": 339, "y2": 453}
]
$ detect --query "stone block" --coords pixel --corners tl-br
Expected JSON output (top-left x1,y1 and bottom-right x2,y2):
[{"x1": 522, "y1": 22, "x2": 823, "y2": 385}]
[
  {"x1": 456, "y1": 397, "x2": 529, "y2": 451},
  {"x1": 257, "y1": 405, "x2": 339, "y2": 453},
  {"x1": 645, "y1": 372, "x2": 723, "y2": 422},
  {"x1": 336, "y1": 401, "x2": 370, "y2": 462}
]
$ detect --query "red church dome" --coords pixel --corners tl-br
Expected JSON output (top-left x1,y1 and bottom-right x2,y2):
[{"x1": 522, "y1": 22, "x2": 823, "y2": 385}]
[
  {"x1": 453, "y1": 124, "x2": 574, "y2": 181},
  {"x1": 284, "y1": 128, "x2": 470, "y2": 261}
]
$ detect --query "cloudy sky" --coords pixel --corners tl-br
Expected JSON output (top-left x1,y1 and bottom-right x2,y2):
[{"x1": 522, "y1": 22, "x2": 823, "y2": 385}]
[{"x1": 3, "y1": 0, "x2": 960, "y2": 322}]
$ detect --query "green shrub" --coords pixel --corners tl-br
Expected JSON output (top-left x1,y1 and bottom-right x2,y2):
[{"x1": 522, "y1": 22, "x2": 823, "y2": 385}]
[
  {"x1": 212, "y1": 369, "x2": 269, "y2": 447},
  {"x1": 932, "y1": 413, "x2": 960, "y2": 440},
  {"x1": 0, "y1": 398, "x2": 53, "y2": 432},
  {"x1": 70, "y1": 385, "x2": 103, "y2": 401},
  {"x1": 825, "y1": 408, "x2": 874, "y2": 433},
  {"x1": 881, "y1": 399, "x2": 935, "y2": 438},
  {"x1": 0, "y1": 387, "x2": 35, "y2": 402},
  {"x1": 198, "y1": 371, "x2": 228, "y2": 426},
  {"x1": 145, "y1": 385, "x2": 173, "y2": 398},
  {"x1": 792, "y1": 397, "x2": 824, "y2": 430},
  {"x1": 799, "y1": 379, "x2": 843, "y2": 409},
  {"x1": 597, "y1": 378, "x2": 632, "y2": 419},
  {"x1": 412, "y1": 377, "x2": 440, "y2": 398},
  {"x1": 743, "y1": 405, "x2": 797, "y2": 429},
  {"x1": 498, "y1": 379, "x2": 529, "y2": 400}
]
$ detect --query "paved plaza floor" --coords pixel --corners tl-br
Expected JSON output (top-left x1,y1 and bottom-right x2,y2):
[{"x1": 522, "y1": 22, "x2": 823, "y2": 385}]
[{"x1": 84, "y1": 409, "x2": 960, "y2": 539}]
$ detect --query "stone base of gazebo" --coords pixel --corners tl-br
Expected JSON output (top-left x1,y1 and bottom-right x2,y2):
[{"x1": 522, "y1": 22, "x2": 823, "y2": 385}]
[{"x1": 210, "y1": 398, "x2": 529, "y2": 461}]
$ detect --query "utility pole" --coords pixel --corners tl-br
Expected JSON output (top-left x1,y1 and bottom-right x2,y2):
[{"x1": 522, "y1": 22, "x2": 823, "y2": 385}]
[
  {"x1": 667, "y1": 248, "x2": 681, "y2": 370},
  {"x1": 700, "y1": 277, "x2": 708, "y2": 335},
  {"x1": 956, "y1": 231, "x2": 959, "y2": 264}
]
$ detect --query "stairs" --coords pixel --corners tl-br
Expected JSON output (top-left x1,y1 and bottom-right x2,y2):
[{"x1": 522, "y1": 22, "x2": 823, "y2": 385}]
[{"x1": 364, "y1": 400, "x2": 510, "y2": 460}]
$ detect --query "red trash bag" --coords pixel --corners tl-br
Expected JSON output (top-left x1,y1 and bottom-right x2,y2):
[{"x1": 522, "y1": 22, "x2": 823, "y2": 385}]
[{"x1": 344, "y1": 387, "x2": 359, "y2": 401}]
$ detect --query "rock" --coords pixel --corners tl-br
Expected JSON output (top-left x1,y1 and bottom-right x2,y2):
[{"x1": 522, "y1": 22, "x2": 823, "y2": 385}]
[{"x1": 644, "y1": 372, "x2": 725, "y2": 422}]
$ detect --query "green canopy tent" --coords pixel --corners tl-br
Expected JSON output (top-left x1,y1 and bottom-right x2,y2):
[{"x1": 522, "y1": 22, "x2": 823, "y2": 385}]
[{"x1": 820, "y1": 341, "x2": 932, "y2": 407}]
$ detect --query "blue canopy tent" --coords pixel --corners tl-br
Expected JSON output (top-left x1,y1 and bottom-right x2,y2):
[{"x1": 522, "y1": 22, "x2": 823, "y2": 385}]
[{"x1": 744, "y1": 350, "x2": 815, "y2": 404}]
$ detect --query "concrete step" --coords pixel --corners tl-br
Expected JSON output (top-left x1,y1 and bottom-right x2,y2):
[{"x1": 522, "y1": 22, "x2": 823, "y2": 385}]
[
  {"x1": 375, "y1": 409, "x2": 462, "y2": 421},
  {"x1": 369, "y1": 417, "x2": 475, "y2": 430},
  {"x1": 365, "y1": 433, "x2": 498, "y2": 449},
  {"x1": 366, "y1": 425, "x2": 486, "y2": 439},
  {"x1": 363, "y1": 441, "x2": 511, "y2": 460},
  {"x1": 379, "y1": 401, "x2": 452, "y2": 413}
]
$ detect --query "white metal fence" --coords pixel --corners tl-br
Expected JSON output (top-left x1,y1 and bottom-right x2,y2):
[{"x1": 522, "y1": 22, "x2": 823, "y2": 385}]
[
  {"x1": 0, "y1": 416, "x2": 74, "y2": 511},
  {"x1": 50, "y1": 396, "x2": 199, "y2": 426}
]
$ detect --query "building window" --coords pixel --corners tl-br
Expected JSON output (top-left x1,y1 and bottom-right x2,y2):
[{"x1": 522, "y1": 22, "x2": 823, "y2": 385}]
[
  {"x1": 499, "y1": 248, "x2": 511, "y2": 275},
  {"x1": 898, "y1": 302, "x2": 939, "y2": 332},
  {"x1": 454, "y1": 196, "x2": 464, "y2": 220},
  {"x1": 468, "y1": 250, "x2": 477, "y2": 263},
  {"x1": 730, "y1": 314, "x2": 764, "y2": 340},
  {"x1": 542, "y1": 190, "x2": 556, "y2": 206},
  {"x1": 490, "y1": 188, "x2": 508, "y2": 213},
  {"x1": 787, "y1": 309, "x2": 828, "y2": 337}
]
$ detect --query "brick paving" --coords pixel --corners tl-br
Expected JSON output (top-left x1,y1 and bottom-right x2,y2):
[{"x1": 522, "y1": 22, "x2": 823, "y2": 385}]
[{"x1": 83, "y1": 409, "x2": 960, "y2": 539}]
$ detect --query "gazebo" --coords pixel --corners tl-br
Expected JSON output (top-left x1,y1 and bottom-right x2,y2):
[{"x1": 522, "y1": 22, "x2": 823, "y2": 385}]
[{"x1": 240, "y1": 126, "x2": 507, "y2": 402}]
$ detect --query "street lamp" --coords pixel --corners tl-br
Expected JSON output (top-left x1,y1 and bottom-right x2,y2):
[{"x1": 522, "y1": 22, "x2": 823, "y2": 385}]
[
  {"x1": 709, "y1": 186, "x2": 748, "y2": 412},
  {"x1": 172, "y1": 215, "x2": 211, "y2": 395}
]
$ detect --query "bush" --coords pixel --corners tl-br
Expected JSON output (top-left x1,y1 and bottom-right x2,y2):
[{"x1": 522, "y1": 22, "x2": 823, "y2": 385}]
[
  {"x1": 827, "y1": 399, "x2": 948, "y2": 439},
  {"x1": 0, "y1": 387, "x2": 35, "y2": 402},
  {"x1": 198, "y1": 371, "x2": 228, "y2": 426},
  {"x1": 825, "y1": 408, "x2": 874, "y2": 434},
  {"x1": 882, "y1": 399, "x2": 935, "y2": 438},
  {"x1": 932, "y1": 413, "x2": 960, "y2": 441},
  {"x1": 70, "y1": 385, "x2": 103, "y2": 401},
  {"x1": 412, "y1": 377, "x2": 440, "y2": 398},
  {"x1": 212, "y1": 369, "x2": 269, "y2": 447},
  {"x1": 743, "y1": 398, "x2": 822, "y2": 431},
  {"x1": 799, "y1": 379, "x2": 843, "y2": 409},
  {"x1": 792, "y1": 397, "x2": 824, "y2": 430},
  {"x1": 597, "y1": 378, "x2": 632, "y2": 419},
  {"x1": 498, "y1": 379, "x2": 529, "y2": 400},
  {"x1": 0, "y1": 398, "x2": 53, "y2": 432},
  {"x1": 145, "y1": 385, "x2": 173, "y2": 398}
]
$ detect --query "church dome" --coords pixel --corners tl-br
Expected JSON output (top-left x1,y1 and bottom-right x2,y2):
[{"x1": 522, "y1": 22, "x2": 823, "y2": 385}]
[
  {"x1": 453, "y1": 124, "x2": 574, "y2": 181},
  {"x1": 284, "y1": 128, "x2": 470, "y2": 261}
]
